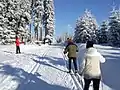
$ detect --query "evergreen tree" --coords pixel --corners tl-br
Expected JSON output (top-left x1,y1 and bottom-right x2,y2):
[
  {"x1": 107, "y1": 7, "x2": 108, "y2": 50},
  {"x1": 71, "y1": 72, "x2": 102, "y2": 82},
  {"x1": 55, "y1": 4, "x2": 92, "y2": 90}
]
[
  {"x1": 108, "y1": 6, "x2": 120, "y2": 46},
  {"x1": 43, "y1": 0, "x2": 55, "y2": 37},
  {"x1": 0, "y1": 2, "x2": 4, "y2": 41},
  {"x1": 33, "y1": 0, "x2": 44, "y2": 40},
  {"x1": 0, "y1": 0, "x2": 31, "y2": 44},
  {"x1": 98, "y1": 20, "x2": 108, "y2": 44},
  {"x1": 0, "y1": 0, "x2": 55, "y2": 44},
  {"x1": 74, "y1": 9, "x2": 98, "y2": 43}
]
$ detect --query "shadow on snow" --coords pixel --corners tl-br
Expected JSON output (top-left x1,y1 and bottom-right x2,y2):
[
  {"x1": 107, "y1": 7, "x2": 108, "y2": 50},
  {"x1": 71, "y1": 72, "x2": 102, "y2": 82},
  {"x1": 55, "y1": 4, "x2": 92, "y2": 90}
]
[
  {"x1": 101, "y1": 52, "x2": 120, "y2": 90},
  {"x1": 0, "y1": 63, "x2": 69, "y2": 90}
]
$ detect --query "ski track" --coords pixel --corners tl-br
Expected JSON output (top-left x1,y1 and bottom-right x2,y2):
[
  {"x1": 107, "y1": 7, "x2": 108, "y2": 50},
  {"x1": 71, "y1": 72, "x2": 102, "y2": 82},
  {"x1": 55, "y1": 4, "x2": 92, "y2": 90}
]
[
  {"x1": 17, "y1": 46, "x2": 51, "y2": 90},
  {"x1": 62, "y1": 50, "x2": 83, "y2": 90},
  {"x1": 31, "y1": 45, "x2": 78, "y2": 90},
  {"x1": 0, "y1": 44, "x2": 77, "y2": 90},
  {"x1": 62, "y1": 44, "x2": 105, "y2": 90},
  {"x1": 0, "y1": 45, "x2": 50, "y2": 90},
  {"x1": 0, "y1": 44, "x2": 110, "y2": 90}
]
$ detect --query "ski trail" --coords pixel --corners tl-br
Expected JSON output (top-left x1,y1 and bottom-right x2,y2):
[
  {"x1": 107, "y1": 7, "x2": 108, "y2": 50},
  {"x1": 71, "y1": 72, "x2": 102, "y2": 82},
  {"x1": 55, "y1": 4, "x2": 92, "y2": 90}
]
[
  {"x1": 0, "y1": 45, "x2": 50, "y2": 90},
  {"x1": 20, "y1": 45, "x2": 78, "y2": 90},
  {"x1": 63, "y1": 44, "x2": 105, "y2": 90},
  {"x1": 17, "y1": 47, "x2": 51, "y2": 90},
  {"x1": 62, "y1": 49, "x2": 83, "y2": 90}
]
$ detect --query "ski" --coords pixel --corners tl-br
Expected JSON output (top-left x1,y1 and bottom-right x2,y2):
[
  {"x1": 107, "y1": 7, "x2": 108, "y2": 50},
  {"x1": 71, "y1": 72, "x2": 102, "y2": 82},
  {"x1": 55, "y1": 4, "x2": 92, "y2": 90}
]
[{"x1": 66, "y1": 71, "x2": 78, "y2": 75}]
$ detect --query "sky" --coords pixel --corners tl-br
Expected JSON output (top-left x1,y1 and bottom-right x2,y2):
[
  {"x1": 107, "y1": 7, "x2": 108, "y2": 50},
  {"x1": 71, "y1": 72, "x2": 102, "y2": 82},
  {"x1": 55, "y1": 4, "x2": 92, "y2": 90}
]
[{"x1": 54, "y1": 0, "x2": 120, "y2": 36}]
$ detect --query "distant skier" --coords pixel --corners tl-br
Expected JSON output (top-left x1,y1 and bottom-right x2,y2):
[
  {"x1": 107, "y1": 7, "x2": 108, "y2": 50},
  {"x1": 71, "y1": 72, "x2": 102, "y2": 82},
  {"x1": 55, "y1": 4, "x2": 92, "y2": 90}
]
[
  {"x1": 48, "y1": 39, "x2": 52, "y2": 45},
  {"x1": 15, "y1": 36, "x2": 21, "y2": 54},
  {"x1": 64, "y1": 38, "x2": 78, "y2": 73},
  {"x1": 80, "y1": 41, "x2": 105, "y2": 90},
  {"x1": 43, "y1": 38, "x2": 46, "y2": 44}
]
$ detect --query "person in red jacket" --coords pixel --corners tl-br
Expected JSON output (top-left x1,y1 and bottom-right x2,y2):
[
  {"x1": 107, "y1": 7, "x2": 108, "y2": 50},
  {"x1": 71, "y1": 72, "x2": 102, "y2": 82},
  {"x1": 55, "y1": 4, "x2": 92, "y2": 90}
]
[{"x1": 15, "y1": 36, "x2": 21, "y2": 54}]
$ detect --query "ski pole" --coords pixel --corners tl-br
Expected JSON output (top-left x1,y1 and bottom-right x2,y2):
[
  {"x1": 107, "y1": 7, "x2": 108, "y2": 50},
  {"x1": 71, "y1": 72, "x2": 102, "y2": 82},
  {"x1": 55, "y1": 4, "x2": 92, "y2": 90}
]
[
  {"x1": 101, "y1": 75, "x2": 104, "y2": 90},
  {"x1": 62, "y1": 51, "x2": 68, "y2": 71},
  {"x1": 64, "y1": 54, "x2": 69, "y2": 69}
]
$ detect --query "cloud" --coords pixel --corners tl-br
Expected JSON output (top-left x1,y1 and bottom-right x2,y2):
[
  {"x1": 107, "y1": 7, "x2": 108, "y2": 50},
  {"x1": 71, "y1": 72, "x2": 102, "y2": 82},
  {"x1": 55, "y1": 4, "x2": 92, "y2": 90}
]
[{"x1": 67, "y1": 24, "x2": 72, "y2": 29}]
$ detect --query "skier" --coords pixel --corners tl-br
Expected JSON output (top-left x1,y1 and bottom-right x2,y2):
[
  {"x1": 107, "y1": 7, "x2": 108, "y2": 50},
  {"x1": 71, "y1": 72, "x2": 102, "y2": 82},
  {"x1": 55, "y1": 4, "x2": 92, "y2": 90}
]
[
  {"x1": 64, "y1": 38, "x2": 78, "y2": 73},
  {"x1": 48, "y1": 38, "x2": 52, "y2": 45},
  {"x1": 15, "y1": 36, "x2": 21, "y2": 54},
  {"x1": 64, "y1": 38, "x2": 70, "y2": 46},
  {"x1": 80, "y1": 41, "x2": 105, "y2": 90}
]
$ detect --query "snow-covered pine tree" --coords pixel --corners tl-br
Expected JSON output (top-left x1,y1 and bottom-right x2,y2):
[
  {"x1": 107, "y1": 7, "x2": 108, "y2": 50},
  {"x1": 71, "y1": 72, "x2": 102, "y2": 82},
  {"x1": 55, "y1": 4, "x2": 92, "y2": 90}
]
[
  {"x1": 33, "y1": 0, "x2": 44, "y2": 41},
  {"x1": 73, "y1": 18, "x2": 81, "y2": 43},
  {"x1": 15, "y1": 0, "x2": 31, "y2": 43},
  {"x1": 43, "y1": 0, "x2": 55, "y2": 38},
  {"x1": 0, "y1": 0, "x2": 17, "y2": 44},
  {"x1": 0, "y1": 0, "x2": 31, "y2": 44},
  {"x1": 98, "y1": 20, "x2": 108, "y2": 44},
  {"x1": 0, "y1": 0, "x2": 56, "y2": 44},
  {"x1": 74, "y1": 9, "x2": 98, "y2": 43},
  {"x1": 0, "y1": 2, "x2": 4, "y2": 42},
  {"x1": 108, "y1": 6, "x2": 120, "y2": 46}
]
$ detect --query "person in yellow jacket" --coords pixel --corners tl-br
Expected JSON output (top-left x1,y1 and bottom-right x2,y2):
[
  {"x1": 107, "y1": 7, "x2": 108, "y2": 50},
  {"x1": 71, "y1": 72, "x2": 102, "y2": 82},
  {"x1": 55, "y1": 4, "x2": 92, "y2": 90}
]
[
  {"x1": 64, "y1": 39, "x2": 78, "y2": 73},
  {"x1": 80, "y1": 41, "x2": 105, "y2": 90}
]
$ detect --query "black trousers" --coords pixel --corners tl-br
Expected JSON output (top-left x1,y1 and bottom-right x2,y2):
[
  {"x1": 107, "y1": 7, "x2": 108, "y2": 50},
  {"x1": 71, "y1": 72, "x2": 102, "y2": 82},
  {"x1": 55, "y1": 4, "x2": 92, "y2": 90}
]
[
  {"x1": 68, "y1": 57, "x2": 77, "y2": 71},
  {"x1": 16, "y1": 46, "x2": 21, "y2": 53},
  {"x1": 84, "y1": 78, "x2": 100, "y2": 90}
]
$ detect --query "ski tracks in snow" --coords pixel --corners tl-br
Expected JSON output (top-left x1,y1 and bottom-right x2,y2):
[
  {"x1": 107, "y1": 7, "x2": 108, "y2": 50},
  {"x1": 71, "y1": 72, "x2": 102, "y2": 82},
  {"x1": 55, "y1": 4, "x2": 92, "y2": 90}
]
[
  {"x1": 34, "y1": 45, "x2": 78, "y2": 90},
  {"x1": 0, "y1": 45, "x2": 50, "y2": 90},
  {"x1": 62, "y1": 51, "x2": 83, "y2": 90},
  {"x1": 17, "y1": 46, "x2": 51, "y2": 90},
  {"x1": 0, "y1": 44, "x2": 99, "y2": 90}
]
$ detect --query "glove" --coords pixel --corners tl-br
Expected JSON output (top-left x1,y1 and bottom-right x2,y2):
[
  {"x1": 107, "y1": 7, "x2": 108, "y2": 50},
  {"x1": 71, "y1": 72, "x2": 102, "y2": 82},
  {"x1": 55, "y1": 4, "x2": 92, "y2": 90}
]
[{"x1": 76, "y1": 50, "x2": 78, "y2": 52}]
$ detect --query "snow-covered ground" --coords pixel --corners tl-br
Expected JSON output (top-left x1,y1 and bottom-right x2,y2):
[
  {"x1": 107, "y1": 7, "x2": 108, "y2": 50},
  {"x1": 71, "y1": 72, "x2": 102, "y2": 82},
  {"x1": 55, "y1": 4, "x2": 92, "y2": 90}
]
[{"x1": 0, "y1": 43, "x2": 119, "y2": 90}]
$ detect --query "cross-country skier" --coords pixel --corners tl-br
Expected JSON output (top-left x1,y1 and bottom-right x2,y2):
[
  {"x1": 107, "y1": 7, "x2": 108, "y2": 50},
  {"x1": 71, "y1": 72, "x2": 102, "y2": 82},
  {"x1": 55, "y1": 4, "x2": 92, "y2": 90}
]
[
  {"x1": 15, "y1": 36, "x2": 21, "y2": 54},
  {"x1": 64, "y1": 38, "x2": 78, "y2": 73},
  {"x1": 64, "y1": 38, "x2": 70, "y2": 46},
  {"x1": 80, "y1": 41, "x2": 105, "y2": 90}
]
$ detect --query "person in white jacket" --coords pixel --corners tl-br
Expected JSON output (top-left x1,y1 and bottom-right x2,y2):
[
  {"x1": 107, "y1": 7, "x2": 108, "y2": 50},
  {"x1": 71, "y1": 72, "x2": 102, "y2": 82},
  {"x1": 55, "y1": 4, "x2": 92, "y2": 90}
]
[{"x1": 81, "y1": 41, "x2": 105, "y2": 90}]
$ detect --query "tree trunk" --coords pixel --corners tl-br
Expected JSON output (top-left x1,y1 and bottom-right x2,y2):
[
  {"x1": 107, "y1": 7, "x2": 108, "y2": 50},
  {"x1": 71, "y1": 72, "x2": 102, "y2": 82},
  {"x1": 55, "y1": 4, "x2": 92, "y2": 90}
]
[
  {"x1": 37, "y1": 28, "x2": 38, "y2": 40},
  {"x1": 30, "y1": 23, "x2": 32, "y2": 41},
  {"x1": 39, "y1": 26, "x2": 42, "y2": 41}
]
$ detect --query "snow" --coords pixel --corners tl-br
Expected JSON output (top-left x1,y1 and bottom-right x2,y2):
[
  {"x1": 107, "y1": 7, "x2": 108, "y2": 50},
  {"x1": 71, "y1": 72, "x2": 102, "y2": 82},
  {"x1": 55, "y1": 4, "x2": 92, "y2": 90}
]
[
  {"x1": 0, "y1": 3, "x2": 4, "y2": 8},
  {"x1": 0, "y1": 43, "x2": 119, "y2": 90},
  {"x1": 0, "y1": 44, "x2": 77, "y2": 90},
  {"x1": 0, "y1": 26, "x2": 3, "y2": 31}
]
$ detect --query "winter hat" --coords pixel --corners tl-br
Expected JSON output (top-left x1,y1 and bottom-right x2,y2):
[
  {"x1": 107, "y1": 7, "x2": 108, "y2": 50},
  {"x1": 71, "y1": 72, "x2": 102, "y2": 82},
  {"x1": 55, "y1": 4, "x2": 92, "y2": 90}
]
[
  {"x1": 86, "y1": 41, "x2": 94, "y2": 48},
  {"x1": 68, "y1": 38, "x2": 73, "y2": 42}
]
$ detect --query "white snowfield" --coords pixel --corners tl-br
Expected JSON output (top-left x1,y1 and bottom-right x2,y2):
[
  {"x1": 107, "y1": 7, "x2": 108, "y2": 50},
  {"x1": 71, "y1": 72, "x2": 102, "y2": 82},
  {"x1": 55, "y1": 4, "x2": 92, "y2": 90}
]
[{"x1": 0, "y1": 43, "x2": 119, "y2": 90}]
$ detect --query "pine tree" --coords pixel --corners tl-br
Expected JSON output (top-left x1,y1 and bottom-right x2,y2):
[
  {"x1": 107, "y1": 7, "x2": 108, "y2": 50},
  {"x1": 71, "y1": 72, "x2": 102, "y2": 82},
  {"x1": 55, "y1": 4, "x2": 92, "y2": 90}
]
[
  {"x1": 0, "y1": 0, "x2": 55, "y2": 44},
  {"x1": 0, "y1": 2, "x2": 4, "y2": 42},
  {"x1": 74, "y1": 9, "x2": 98, "y2": 43},
  {"x1": 33, "y1": 0, "x2": 55, "y2": 41},
  {"x1": 108, "y1": 6, "x2": 120, "y2": 46},
  {"x1": 15, "y1": 0, "x2": 31, "y2": 43},
  {"x1": 33, "y1": 0, "x2": 44, "y2": 40},
  {"x1": 98, "y1": 20, "x2": 108, "y2": 44},
  {"x1": 43, "y1": 0, "x2": 55, "y2": 37},
  {"x1": 0, "y1": 0, "x2": 31, "y2": 44}
]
